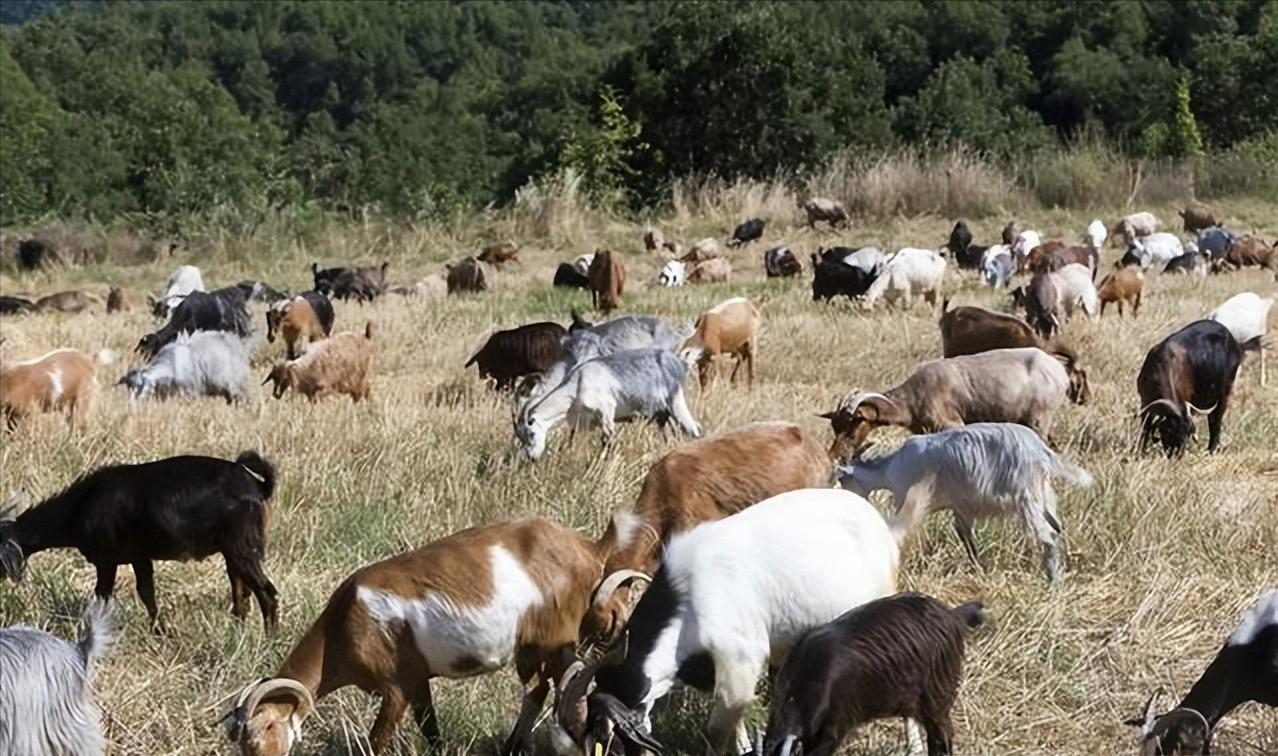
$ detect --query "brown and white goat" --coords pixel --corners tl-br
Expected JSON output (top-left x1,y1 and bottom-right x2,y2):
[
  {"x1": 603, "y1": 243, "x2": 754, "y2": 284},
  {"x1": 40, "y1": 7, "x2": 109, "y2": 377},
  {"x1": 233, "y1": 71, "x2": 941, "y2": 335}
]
[
  {"x1": 583, "y1": 421, "x2": 832, "y2": 644},
  {"x1": 679, "y1": 296, "x2": 761, "y2": 388},
  {"x1": 1098, "y1": 266, "x2": 1145, "y2": 317},
  {"x1": 265, "y1": 292, "x2": 335, "y2": 360},
  {"x1": 263, "y1": 324, "x2": 374, "y2": 403},
  {"x1": 225, "y1": 517, "x2": 642, "y2": 756},
  {"x1": 588, "y1": 248, "x2": 626, "y2": 313},
  {"x1": 1, "y1": 349, "x2": 113, "y2": 430}
]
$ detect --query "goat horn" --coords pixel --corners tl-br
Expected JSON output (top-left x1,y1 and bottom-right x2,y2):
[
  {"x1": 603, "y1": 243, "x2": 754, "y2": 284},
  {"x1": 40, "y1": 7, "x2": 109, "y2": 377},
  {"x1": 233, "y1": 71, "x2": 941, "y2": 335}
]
[
  {"x1": 1185, "y1": 401, "x2": 1218, "y2": 415},
  {"x1": 592, "y1": 570, "x2": 651, "y2": 609},
  {"x1": 838, "y1": 391, "x2": 891, "y2": 418},
  {"x1": 1138, "y1": 399, "x2": 1181, "y2": 417},
  {"x1": 236, "y1": 677, "x2": 315, "y2": 730},
  {"x1": 1140, "y1": 689, "x2": 1162, "y2": 735}
]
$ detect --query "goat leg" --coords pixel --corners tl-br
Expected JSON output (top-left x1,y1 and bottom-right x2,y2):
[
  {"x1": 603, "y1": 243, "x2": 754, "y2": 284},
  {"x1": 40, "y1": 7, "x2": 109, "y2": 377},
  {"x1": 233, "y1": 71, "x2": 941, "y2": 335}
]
[
  {"x1": 952, "y1": 515, "x2": 983, "y2": 570},
  {"x1": 501, "y1": 673, "x2": 549, "y2": 756},
  {"x1": 411, "y1": 681, "x2": 441, "y2": 747},
  {"x1": 132, "y1": 560, "x2": 161, "y2": 631},
  {"x1": 368, "y1": 685, "x2": 408, "y2": 754},
  {"x1": 93, "y1": 562, "x2": 118, "y2": 603}
]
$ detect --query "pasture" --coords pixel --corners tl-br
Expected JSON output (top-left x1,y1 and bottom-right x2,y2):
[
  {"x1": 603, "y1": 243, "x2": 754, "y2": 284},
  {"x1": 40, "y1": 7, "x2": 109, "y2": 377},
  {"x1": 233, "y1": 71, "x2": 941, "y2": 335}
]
[{"x1": 1, "y1": 200, "x2": 1276, "y2": 755}]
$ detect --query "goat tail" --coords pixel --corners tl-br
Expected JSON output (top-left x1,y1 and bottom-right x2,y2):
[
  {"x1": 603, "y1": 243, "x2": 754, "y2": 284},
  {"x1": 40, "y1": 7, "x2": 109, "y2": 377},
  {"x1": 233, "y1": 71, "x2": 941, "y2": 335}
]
[
  {"x1": 952, "y1": 601, "x2": 987, "y2": 631},
  {"x1": 93, "y1": 349, "x2": 117, "y2": 366},
  {"x1": 1047, "y1": 455, "x2": 1093, "y2": 488},
  {"x1": 235, "y1": 450, "x2": 277, "y2": 501},
  {"x1": 1240, "y1": 335, "x2": 1263, "y2": 354},
  {"x1": 77, "y1": 599, "x2": 115, "y2": 670}
]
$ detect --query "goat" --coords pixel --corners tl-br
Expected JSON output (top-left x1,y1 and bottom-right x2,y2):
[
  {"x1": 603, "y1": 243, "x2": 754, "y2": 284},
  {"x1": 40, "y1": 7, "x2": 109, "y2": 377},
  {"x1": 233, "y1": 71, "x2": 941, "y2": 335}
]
[
  {"x1": 1164, "y1": 245, "x2": 1210, "y2": 276},
  {"x1": 1018, "y1": 264, "x2": 1098, "y2": 338},
  {"x1": 554, "y1": 261, "x2": 592, "y2": 289},
  {"x1": 802, "y1": 197, "x2": 848, "y2": 229},
  {"x1": 764, "y1": 246, "x2": 802, "y2": 277},
  {"x1": 557, "y1": 488, "x2": 901, "y2": 755},
  {"x1": 838, "y1": 423, "x2": 1092, "y2": 583},
  {"x1": 946, "y1": 221, "x2": 986, "y2": 270},
  {"x1": 120, "y1": 331, "x2": 251, "y2": 403},
  {"x1": 514, "y1": 348, "x2": 700, "y2": 459},
  {"x1": 310, "y1": 262, "x2": 348, "y2": 294},
  {"x1": 237, "y1": 280, "x2": 290, "y2": 303},
  {"x1": 687, "y1": 256, "x2": 731, "y2": 284},
  {"x1": 106, "y1": 286, "x2": 129, "y2": 313},
  {"x1": 1113, "y1": 212, "x2": 1161, "y2": 247},
  {"x1": 1180, "y1": 204, "x2": 1218, "y2": 233},
  {"x1": 1125, "y1": 233, "x2": 1185, "y2": 270},
  {"x1": 150, "y1": 264, "x2": 205, "y2": 318},
  {"x1": 2, "y1": 348, "x2": 113, "y2": 430},
  {"x1": 643, "y1": 227, "x2": 664, "y2": 252},
  {"x1": 16, "y1": 238, "x2": 61, "y2": 271},
  {"x1": 812, "y1": 253, "x2": 878, "y2": 301},
  {"x1": 823, "y1": 245, "x2": 885, "y2": 273},
  {"x1": 329, "y1": 262, "x2": 389, "y2": 302},
  {"x1": 0, "y1": 296, "x2": 37, "y2": 315},
  {"x1": 1011, "y1": 229, "x2": 1042, "y2": 265},
  {"x1": 981, "y1": 245, "x2": 1016, "y2": 289},
  {"x1": 0, "y1": 601, "x2": 113, "y2": 756},
  {"x1": 1197, "y1": 227, "x2": 1237, "y2": 265},
  {"x1": 465, "y1": 321, "x2": 567, "y2": 391},
  {"x1": 1098, "y1": 267, "x2": 1145, "y2": 317},
  {"x1": 1138, "y1": 320, "x2": 1243, "y2": 455},
  {"x1": 225, "y1": 516, "x2": 644, "y2": 756},
  {"x1": 479, "y1": 240, "x2": 520, "y2": 268},
  {"x1": 728, "y1": 218, "x2": 766, "y2": 247},
  {"x1": 263, "y1": 323, "x2": 375, "y2": 403},
  {"x1": 681, "y1": 237, "x2": 723, "y2": 263},
  {"x1": 760, "y1": 594, "x2": 985, "y2": 756},
  {"x1": 446, "y1": 256, "x2": 494, "y2": 294},
  {"x1": 938, "y1": 301, "x2": 1041, "y2": 357},
  {"x1": 36, "y1": 290, "x2": 101, "y2": 313},
  {"x1": 138, "y1": 286, "x2": 252, "y2": 358},
  {"x1": 821, "y1": 346, "x2": 1087, "y2": 458},
  {"x1": 679, "y1": 296, "x2": 761, "y2": 388},
  {"x1": 526, "y1": 314, "x2": 683, "y2": 404},
  {"x1": 588, "y1": 249, "x2": 626, "y2": 312},
  {"x1": 1087, "y1": 219, "x2": 1108, "y2": 250},
  {"x1": 1128, "y1": 588, "x2": 1277, "y2": 756},
  {"x1": 1206, "y1": 292, "x2": 1273, "y2": 386},
  {"x1": 1221, "y1": 235, "x2": 1276, "y2": 272},
  {"x1": 863, "y1": 248, "x2": 946, "y2": 308},
  {"x1": 657, "y1": 260, "x2": 685, "y2": 287},
  {"x1": 0, "y1": 451, "x2": 279, "y2": 628},
  {"x1": 265, "y1": 291, "x2": 335, "y2": 360},
  {"x1": 1022, "y1": 240, "x2": 1067, "y2": 274},
  {"x1": 1001, "y1": 220, "x2": 1021, "y2": 246}
]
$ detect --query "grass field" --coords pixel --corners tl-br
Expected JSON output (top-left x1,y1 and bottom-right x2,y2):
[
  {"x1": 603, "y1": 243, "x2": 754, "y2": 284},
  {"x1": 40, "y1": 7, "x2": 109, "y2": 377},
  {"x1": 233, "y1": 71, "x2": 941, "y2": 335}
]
[{"x1": 1, "y1": 199, "x2": 1276, "y2": 756}]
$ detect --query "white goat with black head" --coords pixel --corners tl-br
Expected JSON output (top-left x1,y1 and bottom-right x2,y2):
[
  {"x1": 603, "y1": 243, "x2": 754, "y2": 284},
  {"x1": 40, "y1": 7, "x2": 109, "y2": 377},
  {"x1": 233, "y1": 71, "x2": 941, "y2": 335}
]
[
  {"x1": 838, "y1": 423, "x2": 1092, "y2": 584},
  {"x1": 0, "y1": 601, "x2": 113, "y2": 756}
]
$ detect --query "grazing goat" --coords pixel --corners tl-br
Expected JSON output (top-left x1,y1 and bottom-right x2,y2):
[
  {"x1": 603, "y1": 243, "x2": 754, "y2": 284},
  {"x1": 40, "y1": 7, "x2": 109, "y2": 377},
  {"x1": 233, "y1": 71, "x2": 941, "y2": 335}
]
[
  {"x1": 802, "y1": 196, "x2": 848, "y2": 229},
  {"x1": 0, "y1": 451, "x2": 279, "y2": 628},
  {"x1": 1018, "y1": 264, "x2": 1098, "y2": 338},
  {"x1": 1221, "y1": 235, "x2": 1276, "y2": 272},
  {"x1": 478, "y1": 239, "x2": 520, "y2": 268},
  {"x1": 681, "y1": 237, "x2": 723, "y2": 263},
  {"x1": 1011, "y1": 229, "x2": 1042, "y2": 264},
  {"x1": 761, "y1": 594, "x2": 985, "y2": 756},
  {"x1": 643, "y1": 227, "x2": 664, "y2": 252},
  {"x1": 226, "y1": 516, "x2": 643, "y2": 756},
  {"x1": 446, "y1": 256, "x2": 494, "y2": 294},
  {"x1": 584, "y1": 422, "x2": 832, "y2": 643},
  {"x1": 588, "y1": 249, "x2": 626, "y2": 312},
  {"x1": 821, "y1": 347, "x2": 1087, "y2": 458},
  {"x1": 1207, "y1": 292, "x2": 1273, "y2": 385},
  {"x1": 1098, "y1": 266, "x2": 1145, "y2": 317},
  {"x1": 120, "y1": 331, "x2": 252, "y2": 403},
  {"x1": 728, "y1": 218, "x2": 766, "y2": 247},
  {"x1": 557, "y1": 488, "x2": 901, "y2": 755},
  {"x1": 37, "y1": 290, "x2": 100, "y2": 313},
  {"x1": 1128, "y1": 588, "x2": 1277, "y2": 756},
  {"x1": 764, "y1": 246, "x2": 802, "y2": 277},
  {"x1": 1138, "y1": 319, "x2": 1243, "y2": 455},
  {"x1": 838, "y1": 423, "x2": 1092, "y2": 583},
  {"x1": 946, "y1": 221, "x2": 986, "y2": 270},
  {"x1": 1164, "y1": 246, "x2": 1210, "y2": 276},
  {"x1": 264, "y1": 323, "x2": 375, "y2": 403},
  {"x1": 812, "y1": 253, "x2": 878, "y2": 301},
  {"x1": 938, "y1": 301, "x2": 1041, "y2": 357},
  {"x1": 465, "y1": 321, "x2": 567, "y2": 390},
  {"x1": 1114, "y1": 212, "x2": 1161, "y2": 247},
  {"x1": 0, "y1": 601, "x2": 113, "y2": 756},
  {"x1": 266, "y1": 291, "x2": 335, "y2": 360},
  {"x1": 1180, "y1": 204, "x2": 1218, "y2": 233},
  {"x1": 1125, "y1": 233, "x2": 1185, "y2": 270},
  {"x1": 981, "y1": 244, "x2": 1016, "y2": 289},
  {"x1": 138, "y1": 286, "x2": 252, "y2": 358},
  {"x1": 150, "y1": 264, "x2": 205, "y2": 318},
  {"x1": 514, "y1": 349, "x2": 700, "y2": 460},
  {"x1": 862, "y1": 248, "x2": 946, "y2": 309},
  {"x1": 687, "y1": 256, "x2": 732, "y2": 284},
  {"x1": 2, "y1": 348, "x2": 113, "y2": 429},
  {"x1": 329, "y1": 262, "x2": 389, "y2": 302},
  {"x1": 1, "y1": 295, "x2": 37, "y2": 315},
  {"x1": 680, "y1": 297, "x2": 761, "y2": 388},
  {"x1": 106, "y1": 286, "x2": 129, "y2": 313},
  {"x1": 554, "y1": 261, "x2": 592, "y2": 289},
  {"x1": 16, "y1": 238, "x2": 60, "y2": 271},
  {"x1": 527, "y1": 314, "x2": 683, "y2": 403},
  {"x1": 1087, "y1": 219, "x2": 1108, "y2": 250},
  {"x1": 310, "y1": 262, "x2": 347, "y2": 294},
  {"x1": 823, "y1": 245, "x2": 885, "y2": 273},
  {"x1": 657, "y1": 259, "x2": 685, "y2": 287},
  {"x1": 1198, "y1": 227, "x2": 1237, "y2": 264}
]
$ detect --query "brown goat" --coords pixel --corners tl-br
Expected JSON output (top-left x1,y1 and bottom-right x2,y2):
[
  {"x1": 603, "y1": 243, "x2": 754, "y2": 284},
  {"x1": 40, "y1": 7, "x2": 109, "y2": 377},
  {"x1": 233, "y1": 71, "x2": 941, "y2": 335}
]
[
  {"x1": 446, "y1": 256, "x2": 494, "y2": 294},
  {"x1": 478, "y1": 240, "x2": 520, "y2": 268},
  {"x1": 36, "y1": 290, "x2": 100, "y2": 313},
  {"x1": 680, "y1": 237, "x2": 723, "y2": 263},
  {"x1": 1097, "y1": 267, "x2": 1144, "y2": 317},
  {"x1": 1022, "y1": 240, "x2": 1067, "y2": 274},
  {"x1": 587, "y1": 248, "x2": 625, "y2": 312},
  {"x1": 1180, "y1": 204, "x2": 1217, "y2": 233},
  {"x1": 642, "y1": 227, "x2": 664, "y2": 252},
  {"x1": 1223, "y1": 236, "x2": 1276, "y2": 271},
  {"x1": 938, "y1": 301, "x2": 1040, "y2": 357},
  {"x1": 266, "y1": 293, "x2": 334, "y2": 360},
  {"x1": 106, "y1": 286, "x2": 129, "y2": 313},
  {"x1": 687, "y1": 256, "x2": 732, "y2": 284},
  {"x1": 679, "y1": 296, "x2": 761, "y2": 387},
  {"x1": 1, "y1": 348, "x2": 112, "y2": 429},
  {"x1": 263, "y1": 324, "x2": 374, "y2": 402}
]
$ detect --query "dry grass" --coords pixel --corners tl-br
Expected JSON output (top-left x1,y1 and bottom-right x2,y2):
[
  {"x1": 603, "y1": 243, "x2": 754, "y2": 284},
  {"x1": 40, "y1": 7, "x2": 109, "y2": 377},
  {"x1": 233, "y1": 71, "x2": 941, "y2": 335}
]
[{"x1": 1, "y1": 199, "x2": 1276, "y2": 756}]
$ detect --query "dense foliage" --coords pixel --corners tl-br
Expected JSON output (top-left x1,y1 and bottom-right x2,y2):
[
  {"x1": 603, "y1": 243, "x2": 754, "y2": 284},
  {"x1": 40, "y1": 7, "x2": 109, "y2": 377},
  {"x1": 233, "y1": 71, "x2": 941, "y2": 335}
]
[{"x1": 2, "y1": 0, "x2": 1275, "y2": 224}]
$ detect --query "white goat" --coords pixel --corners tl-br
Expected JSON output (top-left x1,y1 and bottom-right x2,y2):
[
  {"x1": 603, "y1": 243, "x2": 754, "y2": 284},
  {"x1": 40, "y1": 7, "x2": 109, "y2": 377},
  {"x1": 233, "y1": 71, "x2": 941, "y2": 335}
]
[
  {"x1": 863, "y1": 247, "x2": 946, "y2": 308},
  {"x1": 150, "y1": 264, "x2": 204, "y2": 317},
  {"x1": 1129, "y1": 232, "x2": 1185, "y2": 269},
  {"x1": 120, "y1": 330, "x2": 252, "y2": 402},
  {"x1": 1086, "y1": 219, "x2": 1107, "y2": 251},
  {"x1": 1208, "y1": 292, "x2": 1274, "y2": 385},
  {"x1": 1050, "y1": 263, "x2": 1100, "y2": 320},
  {"x1": 514, "y1": 348, "x2": 700, "y2": 460},
  {"x1": 838, "y1": 422, "x2": 1092, "y2": 584},
  {"x1": 1114, "y1": 212, "x2": 1160, "y2": 247},
  {"x1": 981, "y1": 244, "x2": 1016, "y2": 289},
  {"x1": 1012, "y1": 230, "x2": 1042, "y2": 261},
  {"x1": 657, "y1": 260, "x2": 686, "y2": 287}
]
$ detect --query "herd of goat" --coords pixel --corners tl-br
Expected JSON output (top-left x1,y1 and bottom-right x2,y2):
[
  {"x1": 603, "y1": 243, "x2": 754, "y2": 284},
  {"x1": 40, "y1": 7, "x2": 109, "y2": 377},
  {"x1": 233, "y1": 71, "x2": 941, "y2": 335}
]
[{"x1": 1, "y1": 200, "x2": 1276, "y2": 756}]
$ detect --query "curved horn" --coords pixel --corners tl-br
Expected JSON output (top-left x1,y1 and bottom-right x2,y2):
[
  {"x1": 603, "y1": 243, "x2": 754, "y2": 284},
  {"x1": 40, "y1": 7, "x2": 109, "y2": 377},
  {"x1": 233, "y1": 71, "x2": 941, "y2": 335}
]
[
  {"x1": 1185, "y1": 401, "x2": 1218, "y2": 415},
  {"x1": 1138, "y1": 398, "x2": 1182, "y2": 418},
  {"x1": 1140, "y1": 689, "x2": 1162, "y2": 735},
  {"x1": 239, "y1": 677, "x2": 315, "y2": 726},
  {"x1": 837, "y1": 391, "x2": 891, "y2": 419},
  {"x1": 599, "y1": 692, "x2": 664, "y2": 754},
  {"x1": 1164, "y1": 707, "x2": 1211, "y2": 741},
  {"x1": 592, "y1": 570, "x2": 651, "y2": 609}
]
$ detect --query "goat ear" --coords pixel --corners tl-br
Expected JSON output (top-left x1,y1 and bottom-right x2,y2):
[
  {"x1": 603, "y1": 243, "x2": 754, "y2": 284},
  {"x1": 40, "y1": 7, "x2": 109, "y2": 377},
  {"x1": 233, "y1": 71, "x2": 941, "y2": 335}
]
[{"x1": 816, "y1": 410, "x2": 840, "y2": 421}]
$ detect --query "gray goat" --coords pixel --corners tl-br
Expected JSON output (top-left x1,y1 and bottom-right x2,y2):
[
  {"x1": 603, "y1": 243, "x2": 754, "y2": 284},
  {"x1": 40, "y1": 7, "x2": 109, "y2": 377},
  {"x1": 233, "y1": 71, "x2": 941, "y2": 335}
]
[
  {"x1": 514, "y1": 348, "x2": 701, "y2": 460},
  {"x1": 523, "y1": 313, "x2": 683, "y2": 402},
  {"x1": 838, "y1": 422, "x2": 1092, "y2": 584},
  {"x1": 120, "y1": 330, "x2": 252, "y2": 403},
  {"x1": 0, "y1": 601, "x2": 113, "y2": 756}
]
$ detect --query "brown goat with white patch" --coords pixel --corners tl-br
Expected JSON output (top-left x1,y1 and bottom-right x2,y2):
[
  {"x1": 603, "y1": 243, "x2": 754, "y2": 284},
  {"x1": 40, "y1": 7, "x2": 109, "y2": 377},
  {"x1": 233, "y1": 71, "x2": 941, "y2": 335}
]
[
  {"x1": 1097, "y1": 266, "x2": 1144, "y2": 317},
  {"x1": 225, "y1": 517, "x2": 642, "y2": 756},
  {"x1": 588, "y1": 248, "x2": 626, "y2": 313},
  {"x1": 679, "y1": 296, "x2": 761, "y2": 388},
  {"x1": 263, "y1": 324, "x2": 374, "y2": 402},
  {"x1": 582, "y1": 421, "x2": 833, "y2": 646},
  {"x1": 265, "y1": 292, "x2": 335, "y2": 360},
  {"x1": 1, "y1": 349, "x2": 112, "y2": 430}
]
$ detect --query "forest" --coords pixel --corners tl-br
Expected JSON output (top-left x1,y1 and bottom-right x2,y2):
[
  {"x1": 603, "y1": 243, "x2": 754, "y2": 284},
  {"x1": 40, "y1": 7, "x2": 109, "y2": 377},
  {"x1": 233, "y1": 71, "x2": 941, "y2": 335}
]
[{"x1": 1, "y1": 0, "x2": 1276, "y2": 226}]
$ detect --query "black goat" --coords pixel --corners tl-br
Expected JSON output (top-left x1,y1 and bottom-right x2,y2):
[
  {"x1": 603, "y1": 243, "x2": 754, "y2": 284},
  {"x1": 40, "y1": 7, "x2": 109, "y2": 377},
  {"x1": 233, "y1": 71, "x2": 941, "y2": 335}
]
[
  {"x1": 554, "y1": 262, "x2": 591, "y2": 288},
  {"x1": 764, "y1": 246, "x2": 802, "y2": 278},
  {"x1": 1163, "y1": 250, "x2": 1208, "y2": 276},
  {"x1": 136, "y1": 286, "x2": 252, "y2": 357},
  {"x1": 0, "y1": 296, "x2": 36, "y2": 315},
  {"x1": 945, "y1": 221, "x2": 986, "y2": 269},
  {"x1": 811, "y1": 253, "x2": 878, "y2": 301},
  {"x1": 314, "y1": 262, "x2": 388, "y2": 302},
  {"x1": 729, "y1": 218, "x2": 766, "y2": 247},
  {"x1": 465, "y1": 321, "x2": 567, "y2": 390},
  {"x1": 17, "y1": 238, "x2": 60, "y2": 271},
  {"x1": 0, "y1": 451, "x2": 279, "y2": 629},
  {"x1": 1127, "y1": 588, "x2": 1277, "y2": 756},
  {"x1": 1138, "y1": 319, "x2": 1245, "y2": 456},
  {"x1": 761, "y1": 593, "x2": 985, "y2": 756},
  {"x1": 236, "y1": 280, "x2": 289, "y2": 303}
]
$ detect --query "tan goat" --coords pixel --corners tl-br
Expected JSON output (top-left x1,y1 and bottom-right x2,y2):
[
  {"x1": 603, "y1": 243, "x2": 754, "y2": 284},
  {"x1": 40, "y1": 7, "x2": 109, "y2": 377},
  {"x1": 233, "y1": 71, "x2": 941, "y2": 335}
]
[
  {"x1": 1, "y1": 348, "x2": 113, "y2": 429},
  {"x1": 587, "y1": 248, "x2": 625, "y2": 312},
  {"x1": 680, "y1": 296, "x2": 762, "y2": 388},
  {"x1": 688, "y1": 256, "x2": 732, "y2": 283},
  {"x1": 265, "y1": 293, "x2": 335, "y2": 359},
  {"x1": 1097, "y1": 266, "x2": 1144, "y2": 317},
  {"x1": 263, "y1": 323, "x2": 374, "y2": 402},
  {"x1": 36, "y1": 290, "x2": 101, "y2": 313}
]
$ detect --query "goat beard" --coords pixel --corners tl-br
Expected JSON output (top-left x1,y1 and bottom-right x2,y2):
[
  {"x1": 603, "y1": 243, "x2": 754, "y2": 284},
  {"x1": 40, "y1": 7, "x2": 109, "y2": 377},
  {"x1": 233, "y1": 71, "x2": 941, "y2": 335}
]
[{"x1": 0, "y1": 539, "x2": 25, "y2": 581}]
